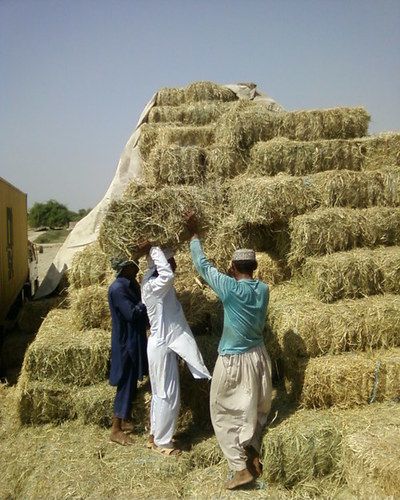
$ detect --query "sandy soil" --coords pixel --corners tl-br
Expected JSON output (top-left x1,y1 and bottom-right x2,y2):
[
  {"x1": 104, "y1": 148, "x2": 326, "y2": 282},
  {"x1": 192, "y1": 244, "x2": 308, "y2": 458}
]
[{"x1": 28, "y1": 231, "x2": 63, "y2": 283}]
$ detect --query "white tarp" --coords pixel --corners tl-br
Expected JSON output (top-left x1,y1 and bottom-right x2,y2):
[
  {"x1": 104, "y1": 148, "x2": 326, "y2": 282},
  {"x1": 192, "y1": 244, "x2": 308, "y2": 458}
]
[{"x1": 35, "y1": 83, "x2": 282, "y2": 299}]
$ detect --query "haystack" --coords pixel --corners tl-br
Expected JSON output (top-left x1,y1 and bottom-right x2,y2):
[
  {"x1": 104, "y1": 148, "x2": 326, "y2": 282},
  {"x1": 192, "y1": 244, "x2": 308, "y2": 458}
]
[
  {"x1": 289, "y1": 206, "x2": 400, "y2": 265},
  {"x1": 286, "y1": 348, "x2": 400, "y2": 408},
  {"x1": 248, "y1": 132, "x2": 400, "y2": 176},
  {"x1": 99, "y1": 183, "x2": 224, "y2": 257},
  {"x1": 343, "y1": 425, "x2": 400, "y2": 497},
  {"x1": 268, "y1": 283, "x2": 400, "y2": 358},
  {"x1": 300, "y1": 246, "x2": 400, "y2": 302}
]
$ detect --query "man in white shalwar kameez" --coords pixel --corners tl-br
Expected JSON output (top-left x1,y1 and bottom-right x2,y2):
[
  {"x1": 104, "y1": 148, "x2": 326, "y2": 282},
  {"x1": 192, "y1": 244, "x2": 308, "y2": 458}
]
[{"x1": 141, "y1": 246, "x2": 211, "y2": 455}]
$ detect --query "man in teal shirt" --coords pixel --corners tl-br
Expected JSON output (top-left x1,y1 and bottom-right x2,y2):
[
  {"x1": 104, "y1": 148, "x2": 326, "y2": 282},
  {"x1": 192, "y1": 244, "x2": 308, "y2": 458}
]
[{"x1": 187, "y1": 214, "x2": 272, "y2": 490}]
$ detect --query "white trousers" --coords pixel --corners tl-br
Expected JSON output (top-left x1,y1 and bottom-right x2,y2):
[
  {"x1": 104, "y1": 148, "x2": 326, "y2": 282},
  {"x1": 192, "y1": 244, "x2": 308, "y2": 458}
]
[
  {"x1": 148, "y1": 341, "x2": 180, "y2": 447},
  {"x1": 210, "y1": 345, "x2": 272, "y2": 471}
]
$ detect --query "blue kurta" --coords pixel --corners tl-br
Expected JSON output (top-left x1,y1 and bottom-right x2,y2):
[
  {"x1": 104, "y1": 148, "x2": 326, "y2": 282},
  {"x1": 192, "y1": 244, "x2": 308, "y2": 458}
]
[
  {"x1": 108, "y1": 276, "x2": 148, "y2": 387},
  {"x1": 190, "y1": 238, "x2": 269, "y2": 355}
]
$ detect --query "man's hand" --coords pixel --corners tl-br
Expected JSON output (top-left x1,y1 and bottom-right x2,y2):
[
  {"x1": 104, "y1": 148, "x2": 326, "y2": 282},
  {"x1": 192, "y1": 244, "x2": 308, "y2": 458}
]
[
  {"x1": 136, "y1": 240, "x2": 153, "y2": 257},
  {"x1": 184, "y1": 211, "x2": 199, "y2": 236}
]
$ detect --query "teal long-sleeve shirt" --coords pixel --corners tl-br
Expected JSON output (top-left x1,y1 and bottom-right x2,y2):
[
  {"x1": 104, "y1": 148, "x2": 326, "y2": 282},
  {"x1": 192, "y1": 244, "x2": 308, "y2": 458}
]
[{"x1": 190, "y1": 238, "x2": 269, "y2": 355}]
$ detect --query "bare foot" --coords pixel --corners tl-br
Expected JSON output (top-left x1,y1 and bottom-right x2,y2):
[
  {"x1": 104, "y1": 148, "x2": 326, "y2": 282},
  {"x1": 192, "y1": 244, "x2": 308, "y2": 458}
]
[
  {"x1": 121, "y1": 420, "x2": 135, "y2": 433},
  {"x1": 225, "y1": 468, "x2": 254, "y2": 490},
  {"x1": 110, "y1": 430, "x2": 134, "y2": 446}
]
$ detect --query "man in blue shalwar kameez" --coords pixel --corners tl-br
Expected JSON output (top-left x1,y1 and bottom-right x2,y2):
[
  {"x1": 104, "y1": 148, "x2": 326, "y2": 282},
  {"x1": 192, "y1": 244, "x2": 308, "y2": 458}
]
[{"x1": 108, "y1": 257, "x2": 149, "y2": 446}]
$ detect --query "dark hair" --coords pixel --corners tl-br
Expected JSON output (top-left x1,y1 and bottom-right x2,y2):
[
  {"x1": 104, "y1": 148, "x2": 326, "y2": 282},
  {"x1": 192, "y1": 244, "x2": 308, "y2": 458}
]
[{"x1": 232, "y1": 259, "x2": 258, "y2": 274}]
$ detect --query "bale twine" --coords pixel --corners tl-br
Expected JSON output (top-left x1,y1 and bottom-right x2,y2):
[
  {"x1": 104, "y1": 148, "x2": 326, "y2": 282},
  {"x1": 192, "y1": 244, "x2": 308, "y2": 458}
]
[
  {"x1": 248, "y1": 133, "x2": 400, "y2": 176},
  {"x1": 68, "y1": 243, "x2": 113, "y2": 290},
  {"x1": 287, "y1": 348, "x2": 400, "y2": 409},
  {"x1": 288, "y1": 207, "x2": 400, "y2": 266},
  {"x1": 99, "y1": 183, "x2": 224, "y2": 257},
  {"x1": 300, "y1": 246, "x2": 400, "y2": 302},
  {"x1": 343, "y1": 425, "x2": 400, "y2": 497},
  {"x1": 268, "y1": 284, "x2": 400, "y2": 359},
  {"x1": 69, "y1": 285, "x2": 111, "y2": 331}
]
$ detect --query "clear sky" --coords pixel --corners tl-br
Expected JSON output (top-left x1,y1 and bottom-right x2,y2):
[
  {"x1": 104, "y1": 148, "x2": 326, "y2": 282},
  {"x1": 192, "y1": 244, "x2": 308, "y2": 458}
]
[{"x1": 1, "y1": 0, "x2": 399, "y2": 211}]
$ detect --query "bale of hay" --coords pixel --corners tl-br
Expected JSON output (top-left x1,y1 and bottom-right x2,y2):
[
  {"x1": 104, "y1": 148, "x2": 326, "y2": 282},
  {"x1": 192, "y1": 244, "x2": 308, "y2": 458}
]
[
  {"x1": 74, "y1": 381, "x2": 151, "y2": 430},
  {"x1": 288, "y1": 207, "x2": 400, "y2": 265},
  {"x1": 69, "y1": 285, "x2": 111, "y2": 331},
  {"x1": 157, "y1": 124, "x2": 216, "y2": 148},
  {"x1": 68, "y1": 243, "x2": 114, "y2": 290},
  {"x1": 188, "y1": 436, "x2": 224, "y2": 469},
  {"x1": 17, "y1": 380, "x2": 72, "y2": 424},
  {"x1": 300, "y1": 246, "x2": 400, "y2": 302},
  {"x1": 249, "y1": 133, "x2": 400, "y2": 176},
  {"x1": 205, "y1": 144, "x2": 247, "y2": 180},
  {"x1": 22, "y1": 328, "x2": 110, "y2": 386},
  {"x1": 262, "y1": 402, "x2": 400, "y2": 488},
  {"x1": 35, "y1": 308, "x2": 76, "y2": 338},
  {"x1": 177, "y1": 287, "x2": 221, "y2": 335},
  {"x1": 155, "y1": 86, "x2": 186, "y2": 106},
  {"x1": 184, "y1": 81, "x2": 237, "y2": 103},
  {"x1": 268, "y1": 283, "x2": 400, "y2": 359},
  {"x1": 229, "y1": 170, "x2": 400, "y2": 228},
  {"x1": 99, "y1": 183, "x2": 224, "y2": 257},
  {"x1": 147, "y1": 101, "x2": 233, "y2": 125},
  {"x1": 290, "y1": 348, "x2": 400, "y2": 409},
  {"x1": 216, "y1": 103, "x2": 370, "y2": 151},
  {"x1": 143, "y1": 145, "x2": 206, "y2": 186},
  {"x1": 343, "y1": 426, "x2": 400, "y2": 497},
  {"x1": 254, "y1": 252, "x2": 288, "y2": 285}
]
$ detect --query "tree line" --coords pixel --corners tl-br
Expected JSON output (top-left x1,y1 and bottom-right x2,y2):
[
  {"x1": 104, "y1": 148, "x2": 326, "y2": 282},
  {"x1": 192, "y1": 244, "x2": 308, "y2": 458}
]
[{"x1": 28, "y1": 200, "x2": 91, "y2": 228}]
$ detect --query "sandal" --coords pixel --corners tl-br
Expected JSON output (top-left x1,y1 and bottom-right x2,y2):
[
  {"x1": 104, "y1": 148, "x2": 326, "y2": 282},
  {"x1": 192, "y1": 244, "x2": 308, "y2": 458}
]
[{"x1": 151, "y1": 444, "x2": 181, "y2": 457}]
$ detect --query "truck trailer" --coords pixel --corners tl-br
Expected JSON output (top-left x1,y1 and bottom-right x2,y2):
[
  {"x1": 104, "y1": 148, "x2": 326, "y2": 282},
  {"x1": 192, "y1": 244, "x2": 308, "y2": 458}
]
[{"x1": 0, "y1": 177, "x2": 30, "y2": 327}]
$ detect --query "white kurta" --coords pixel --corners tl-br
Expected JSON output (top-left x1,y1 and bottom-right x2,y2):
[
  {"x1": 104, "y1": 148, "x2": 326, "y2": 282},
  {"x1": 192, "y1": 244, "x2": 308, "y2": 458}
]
[{"x1": 142, "y1": 247, "x2": 211, "y2": 447}]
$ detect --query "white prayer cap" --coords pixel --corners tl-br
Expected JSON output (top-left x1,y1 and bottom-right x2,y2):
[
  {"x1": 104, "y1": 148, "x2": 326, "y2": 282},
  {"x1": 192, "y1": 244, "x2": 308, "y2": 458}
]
[{"x1": 232, "y1": 249, "x2": 256, "y2": 262}]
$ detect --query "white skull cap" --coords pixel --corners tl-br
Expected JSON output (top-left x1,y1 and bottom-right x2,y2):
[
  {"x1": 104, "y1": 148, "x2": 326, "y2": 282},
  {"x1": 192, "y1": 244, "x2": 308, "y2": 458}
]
[{"x1": 232, "y1": 249, "x2": 256, "y2": 262}]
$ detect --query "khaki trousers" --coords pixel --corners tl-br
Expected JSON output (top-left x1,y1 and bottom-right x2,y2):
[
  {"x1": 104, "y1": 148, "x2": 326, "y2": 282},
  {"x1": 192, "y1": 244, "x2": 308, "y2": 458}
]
[{"x1": 210, "y1": 344, "x2": 272, "y2": 471}]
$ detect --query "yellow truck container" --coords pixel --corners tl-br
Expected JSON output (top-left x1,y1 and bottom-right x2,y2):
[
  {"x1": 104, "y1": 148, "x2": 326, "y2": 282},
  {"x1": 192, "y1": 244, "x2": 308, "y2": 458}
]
[{"x1": 0, "y1": 177, "x2": 29, "y2": 326}]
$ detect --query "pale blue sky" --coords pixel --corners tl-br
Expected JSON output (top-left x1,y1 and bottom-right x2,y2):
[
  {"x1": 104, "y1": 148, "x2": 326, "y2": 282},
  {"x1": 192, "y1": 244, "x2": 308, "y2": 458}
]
[{"x1": 1, "y1": 0, "x2": 399, "y2": 210}]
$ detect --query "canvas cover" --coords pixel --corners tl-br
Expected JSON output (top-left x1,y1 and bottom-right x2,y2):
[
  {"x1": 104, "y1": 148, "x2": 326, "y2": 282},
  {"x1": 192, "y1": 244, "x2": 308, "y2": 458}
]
[{"x1": 35, "y1": 84, "x2": 283, "y2": 298}]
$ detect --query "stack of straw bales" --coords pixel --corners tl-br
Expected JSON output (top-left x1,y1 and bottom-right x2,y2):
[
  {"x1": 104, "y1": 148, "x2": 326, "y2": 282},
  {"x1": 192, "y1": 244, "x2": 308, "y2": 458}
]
[{"x1": 15, "y1": 81, "x2": 400, "y2": 496}]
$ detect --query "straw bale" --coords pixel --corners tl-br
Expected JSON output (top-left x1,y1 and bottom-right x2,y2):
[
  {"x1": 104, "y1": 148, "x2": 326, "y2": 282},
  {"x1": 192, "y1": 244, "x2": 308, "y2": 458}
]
[
  {"x1": 301, "y1": 246, "x2": 400, "y2": 302},
  {"x1": 99, "y1": 183, "x2": 224, "y2": 257},
  {"x1": 157, "y1": 124, "x2": 216, "y2": 148},
  {"x1": 188, "y1": 436, "x2": 224, "y2": 469},
  {"x1": 17, "y1": 380, "x2": 72, "y2": 424},
  {"x1": 249, "y1": 133, "x2": 400, "y2": 176},
  {"x1": 177, "y1": 287, "x2": 221, "y2": 335},
  {"x1": 69, "y1": 284, "x2": 111, "y2": 331},
  {"x1": 35, "y1": 308, "x2": 76, "y2": 339},
  {"x1": 185, "y1": 81, "x2": 237, "y2": 103},
  {"x1": 68, "y1": 242, "x2": 114, "y2": 289},
  {"x1": 291, "y1": 348, "x2": 400, "y2": 409},
  {"x1": 156, "y1": 86, "x2": 186, "y2": 106},
  {"x1": 254, "y1": 252, "x2": 288, "y2": 285},
  {"x1": 216, "y1": 104, "x2": 370, "y2": 151},
  {"x1": 22, "y1": 328, "x2": 110, "y2": 386},
  {"x1": 138, "y1": 122, "x2": 164, "y2": 160},
  {"x1": 205, "y1": 144, "x2": 247, "y2": 180},
  {"x1": 143, "y1": 145, "x2": 206, "y2": 186},
  {"x1": 343, "y1": 426, "x2": 400, "y2": 497},
  {"x1": 289, "y1": 207, "x2": 400, "y2": 265},
  {"x1": 268, "y1": 283, "x2": 400, "y2": 359},
  {"x1": 147, "y1": 101, "x2": 233, "y2": 125},
  {"x1": 230, "y1": 170, "x2": 400, "y2": 228},
  {"x1": 263, "y1": 402, "x2": 400, "y2": 488}
]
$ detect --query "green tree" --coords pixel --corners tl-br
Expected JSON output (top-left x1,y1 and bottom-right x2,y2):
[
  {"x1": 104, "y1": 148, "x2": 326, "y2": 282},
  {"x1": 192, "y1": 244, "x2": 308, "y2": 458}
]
[{"x1": 28, "y1": 200, "x2": 72, "y2": 228}]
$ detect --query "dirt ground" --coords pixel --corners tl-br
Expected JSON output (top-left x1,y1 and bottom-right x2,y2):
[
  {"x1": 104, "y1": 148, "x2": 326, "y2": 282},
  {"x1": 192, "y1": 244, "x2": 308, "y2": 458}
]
[{"x1": 28, "y1": 230, "x2": 64, "y2": 284}]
